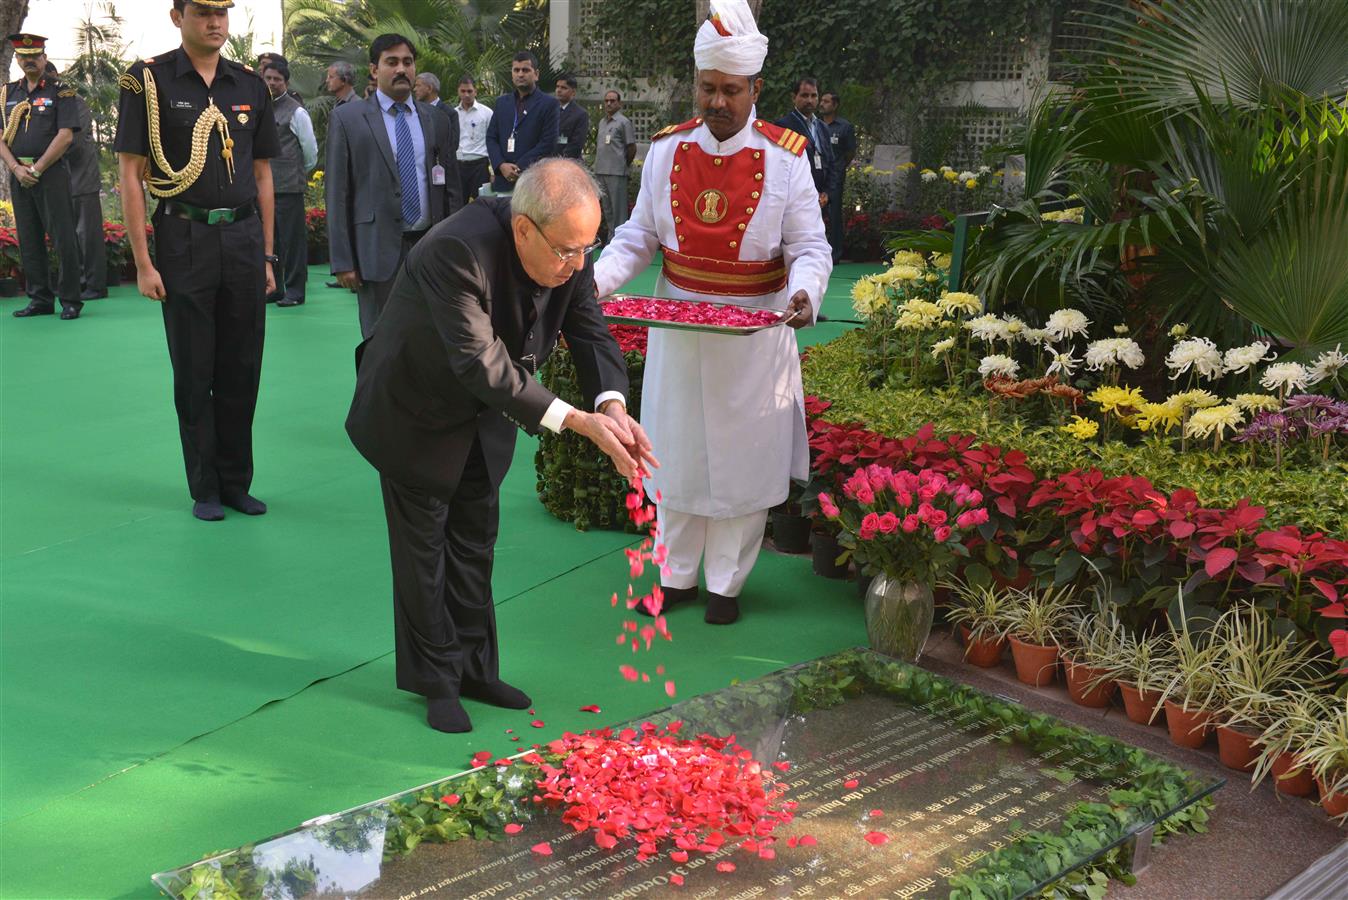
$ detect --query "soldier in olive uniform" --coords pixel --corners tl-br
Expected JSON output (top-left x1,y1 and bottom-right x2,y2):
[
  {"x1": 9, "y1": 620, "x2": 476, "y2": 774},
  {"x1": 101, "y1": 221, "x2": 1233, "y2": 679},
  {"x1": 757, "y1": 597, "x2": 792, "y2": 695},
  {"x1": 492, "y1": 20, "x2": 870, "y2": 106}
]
[
  {"x1": 0, "y1": 34, "x2": 84, "y2": 319},
  {"x1": 114, "y1": 0, "x2": 280, "y2": 522},
  {"x1": 58, "y1": 67, "x2": 109, "y2": 301}
]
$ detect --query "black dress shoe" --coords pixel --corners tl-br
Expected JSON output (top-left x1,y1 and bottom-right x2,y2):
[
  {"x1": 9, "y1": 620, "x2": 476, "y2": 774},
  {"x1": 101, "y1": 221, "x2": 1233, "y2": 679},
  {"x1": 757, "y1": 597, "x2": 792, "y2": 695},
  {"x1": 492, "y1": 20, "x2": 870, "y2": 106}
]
[
  {"x1": 427, "y1": 696, "x2": 473, "y2": 733},
  {"x1": 221, "y1": 491, "x2": 267, "y2": 515},
  {"x1": 276, "y1": 297, "x2": 304, "y2": 307},
  {"x1": 80, "y1": 289, "x2": 108, "y2": 301},
  {"x1": 13, "y1": 303, "x2": 54, "y2": 318},
  {"x1": 461, "y1": 678, "x2": 531, "y2": 709},
  {"x1": 705, "y1": 592, "x2": 741, "y2": 625},
  {"x1": 193, "y1": 499, "x2": 226, "y2": 521},
  {"x1": 60, "y1": 305, "x2": 82, "y2": 320},
  {"x1": 324, "y1": 280, "x2": 340, "y2": 289},
  {"x1": 635, "y1": 584, "x2": 698, "y2": 617}
]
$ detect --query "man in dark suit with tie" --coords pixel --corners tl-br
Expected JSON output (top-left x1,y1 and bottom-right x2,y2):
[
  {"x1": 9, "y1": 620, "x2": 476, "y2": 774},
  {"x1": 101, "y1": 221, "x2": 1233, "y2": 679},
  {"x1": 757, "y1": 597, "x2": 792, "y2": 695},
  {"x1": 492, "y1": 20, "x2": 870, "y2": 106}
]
[
  {"x1": 346, "y1": 158, "x2": 657, "y2": 733},
  {"x1": 484, "y1": 50, "x2": 558, "y2": 193},
  {"x1": 326, "y1": 33, "x2": 462, "y2": 338},
  {"x1": 775, "y1": 76, "x2": 832, "y2": 216}
]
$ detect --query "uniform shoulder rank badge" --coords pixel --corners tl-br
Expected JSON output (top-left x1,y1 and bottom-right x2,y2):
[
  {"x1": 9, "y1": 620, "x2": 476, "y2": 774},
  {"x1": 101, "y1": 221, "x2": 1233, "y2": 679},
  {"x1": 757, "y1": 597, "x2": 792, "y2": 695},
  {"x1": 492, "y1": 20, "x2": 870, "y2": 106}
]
[{"x1": 58, "y1": 87, "x2": 75, "y2": 98}]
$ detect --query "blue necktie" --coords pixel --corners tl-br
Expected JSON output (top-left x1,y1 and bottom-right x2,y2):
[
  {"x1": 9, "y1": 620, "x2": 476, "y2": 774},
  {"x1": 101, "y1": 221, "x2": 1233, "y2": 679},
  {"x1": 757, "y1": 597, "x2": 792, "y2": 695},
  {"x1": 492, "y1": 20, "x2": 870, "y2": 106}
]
[{"x1": 393, "y1": 103, "x2": 421, "y2": 227}]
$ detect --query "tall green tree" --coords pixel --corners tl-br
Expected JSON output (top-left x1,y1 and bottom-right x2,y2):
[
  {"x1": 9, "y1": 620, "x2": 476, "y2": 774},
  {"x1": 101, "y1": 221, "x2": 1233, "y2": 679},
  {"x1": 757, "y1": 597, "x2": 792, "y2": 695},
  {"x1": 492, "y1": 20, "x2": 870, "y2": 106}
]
[{"x1": 62, "y1": 2, "x2": 130, "y2": 151}]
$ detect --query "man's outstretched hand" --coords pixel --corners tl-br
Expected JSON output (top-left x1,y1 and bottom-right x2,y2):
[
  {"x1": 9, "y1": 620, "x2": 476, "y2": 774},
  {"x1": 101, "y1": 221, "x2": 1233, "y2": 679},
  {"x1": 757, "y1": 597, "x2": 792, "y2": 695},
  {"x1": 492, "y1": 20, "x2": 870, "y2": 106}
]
[{"x1": 565, "y1": 403, "x2": 659, "y2": 479}]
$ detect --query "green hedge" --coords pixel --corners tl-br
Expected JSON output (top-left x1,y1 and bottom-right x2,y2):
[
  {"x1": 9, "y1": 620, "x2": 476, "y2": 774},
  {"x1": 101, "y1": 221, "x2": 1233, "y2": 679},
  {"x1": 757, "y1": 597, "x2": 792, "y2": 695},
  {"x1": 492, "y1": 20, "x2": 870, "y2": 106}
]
[
  {"x1": 535, "y1": 346, "x2": 647, "y2": 532},
  {"x1": 803, "y1": 330, "x2": 1348, "y2": 535}
]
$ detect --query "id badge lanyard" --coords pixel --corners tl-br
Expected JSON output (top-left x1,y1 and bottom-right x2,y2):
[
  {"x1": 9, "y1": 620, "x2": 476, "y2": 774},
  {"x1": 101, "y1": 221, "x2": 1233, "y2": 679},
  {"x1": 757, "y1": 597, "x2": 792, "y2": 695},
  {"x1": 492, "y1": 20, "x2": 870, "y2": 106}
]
[{"x1": 508, "y1": 99, "x2": 526, "y2": 155}]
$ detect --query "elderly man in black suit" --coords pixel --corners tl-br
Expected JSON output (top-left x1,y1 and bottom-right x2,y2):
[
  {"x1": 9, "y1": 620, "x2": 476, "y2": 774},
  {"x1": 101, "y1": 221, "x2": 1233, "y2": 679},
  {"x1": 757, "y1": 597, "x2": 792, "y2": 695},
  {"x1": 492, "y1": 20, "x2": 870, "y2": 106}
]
[
  {"x1": 326, "y1": 33, "x2": 462, "y2": 338},
  {"x1": 346, "y1": 158, "x2": 657, "y2": 733}
]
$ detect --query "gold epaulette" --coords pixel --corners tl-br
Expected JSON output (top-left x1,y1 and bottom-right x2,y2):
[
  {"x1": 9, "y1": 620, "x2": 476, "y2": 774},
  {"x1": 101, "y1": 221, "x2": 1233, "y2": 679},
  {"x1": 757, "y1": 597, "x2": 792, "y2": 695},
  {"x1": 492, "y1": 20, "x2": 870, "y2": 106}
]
[
  {"x1": 58, "y1": 87, "x2": 75, "y2": 97},
  {"x1": 752, "y1": 120, "x2": 806, "y2": 156},
  {"x1": 651, "y1": 117, "x2": 702, "y2": 141}
]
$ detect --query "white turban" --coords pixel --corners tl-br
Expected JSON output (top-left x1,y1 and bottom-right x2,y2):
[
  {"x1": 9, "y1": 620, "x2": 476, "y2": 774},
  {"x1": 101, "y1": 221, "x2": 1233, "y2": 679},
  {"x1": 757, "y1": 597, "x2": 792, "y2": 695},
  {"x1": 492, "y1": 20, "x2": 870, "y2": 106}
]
[{"x1": 693, "y1": 0, "x2": 768, "y2": 77}]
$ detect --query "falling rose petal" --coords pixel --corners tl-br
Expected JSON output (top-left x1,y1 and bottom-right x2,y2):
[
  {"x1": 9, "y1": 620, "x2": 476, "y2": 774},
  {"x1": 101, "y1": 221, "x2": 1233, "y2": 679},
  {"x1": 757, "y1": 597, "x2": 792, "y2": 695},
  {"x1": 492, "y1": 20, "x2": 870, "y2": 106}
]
[
  {"x1": 844, "y1": 779, "x2": 859, "y2": 789},
  {"x1": 511, "y1": 736, "x2": 520, "y2": 742},
  {"x1": 869, "y1": 809, "x2": 883, "y2": 818},
  {"x1": 531, "y1": 842, "x2": 553, "y2": 856},
  {"x1": 579, "y1": 705, "x2": 602, "y2": 714},
  {"x1": 615, "y1": 634, "x2": 627, "y2": 645},
  {"x1": 528, "y1": 709, "x2": 536, "y2": 715},
  {"x1": 670, "y1": 875, "x2": 684, "y2": 886},
  {"x1": 665, "y1": 680, "x2": 677, "y2": 698},
  {"x1": 441, "y1": 794, "x2": 460, "y2": 806},
  {"x1": 656, "y1": 664, "x2": 665, "y2": 675},
  {"x1": 641, "y1": 673, "x2": 650, "y2": 682},
  {"x1": 619, "y1": 665, "x2": 638, "y2": 682},
  {"x1": 504, "y1": 823, "x2": 524, "y2": 834},
  {"x1": 670, "y1": 850, "x2": 689, "y2": 863},
  {"x1": 716, "y1": 862, "x2": 736, "y2": 873},
  {"x1": 531, "y1": 720, "x2": 545, "y2": 728},
  {"x1": 863, "y1": 831, "x2": 889, "y2": 846},
  {"x1": 797, "y1": 835, "x2": 818, "y2": 847},
  {"x1": 505, "y1": 728, "x2": 514, "y2": 734}
]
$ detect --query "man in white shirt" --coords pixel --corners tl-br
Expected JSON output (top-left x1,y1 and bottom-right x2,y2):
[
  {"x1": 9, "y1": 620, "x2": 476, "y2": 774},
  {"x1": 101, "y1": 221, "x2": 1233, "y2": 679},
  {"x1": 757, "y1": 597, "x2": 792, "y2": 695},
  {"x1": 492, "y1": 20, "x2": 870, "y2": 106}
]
[
  {"x1": 454, "y1": 74, "x2": 493, "y2": 202},
  {"x1": 594, "y1": 0, "x2": 832, "y2": 626},
  {"x1": 261, "y1": 60, "x2": 318, "y2": 307}
]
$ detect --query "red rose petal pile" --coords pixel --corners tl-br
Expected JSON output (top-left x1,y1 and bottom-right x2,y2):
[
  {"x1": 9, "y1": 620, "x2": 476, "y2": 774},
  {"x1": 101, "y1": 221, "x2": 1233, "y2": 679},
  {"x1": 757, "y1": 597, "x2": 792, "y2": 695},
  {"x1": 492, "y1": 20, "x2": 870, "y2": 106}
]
[
  {"x1": 609, "y1": 323, "x2": 649, "y2": 355},
  {"x1": 532, "y1": 721, "x2": 797, "y2": 864},
  {"x1": 602, "y1": 297, "x2": 782, "y2": 329}
]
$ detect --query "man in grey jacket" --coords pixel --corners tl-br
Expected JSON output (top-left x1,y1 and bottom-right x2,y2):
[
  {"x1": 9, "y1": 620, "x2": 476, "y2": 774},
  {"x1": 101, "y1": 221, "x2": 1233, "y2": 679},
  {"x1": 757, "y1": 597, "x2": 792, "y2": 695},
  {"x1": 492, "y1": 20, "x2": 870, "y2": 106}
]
[
  {"x1": 326, "y1": 33, "x2": 462, "y2": 337},
  {"x1": 261, "y1": 60, "x2": 317, "y2": 307}
]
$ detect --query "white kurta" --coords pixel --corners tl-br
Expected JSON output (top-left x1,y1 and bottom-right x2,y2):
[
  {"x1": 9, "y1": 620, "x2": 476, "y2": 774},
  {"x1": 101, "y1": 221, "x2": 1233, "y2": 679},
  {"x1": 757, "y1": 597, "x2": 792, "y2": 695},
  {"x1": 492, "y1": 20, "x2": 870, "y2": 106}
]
[{"x1": 595, "y1": 116, "x2": 833, "y2": 520}]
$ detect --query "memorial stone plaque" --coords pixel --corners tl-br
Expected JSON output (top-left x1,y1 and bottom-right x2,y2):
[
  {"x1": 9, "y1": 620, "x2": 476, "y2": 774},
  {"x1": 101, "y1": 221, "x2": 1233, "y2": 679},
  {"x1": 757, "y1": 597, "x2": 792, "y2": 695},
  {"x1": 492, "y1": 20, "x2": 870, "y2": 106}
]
[{"x1": 154, "y1": 650, "x2": 1221, "y2": 899}]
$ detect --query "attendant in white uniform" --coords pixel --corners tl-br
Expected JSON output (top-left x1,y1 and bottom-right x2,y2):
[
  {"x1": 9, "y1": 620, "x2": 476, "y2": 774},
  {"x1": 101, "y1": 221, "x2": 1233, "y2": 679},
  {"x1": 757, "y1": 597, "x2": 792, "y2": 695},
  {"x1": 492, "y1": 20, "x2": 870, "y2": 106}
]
[{"x1": 594, "y1": 0, "x2": 832, "y2": 625}]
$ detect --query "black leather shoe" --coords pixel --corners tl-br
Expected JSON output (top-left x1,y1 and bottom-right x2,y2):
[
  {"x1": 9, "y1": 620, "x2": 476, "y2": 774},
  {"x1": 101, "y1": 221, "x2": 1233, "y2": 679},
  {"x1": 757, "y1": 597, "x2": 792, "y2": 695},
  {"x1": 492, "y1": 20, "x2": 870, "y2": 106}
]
[
  {"x1": 13, "y1": 303, "x2": 54, "y2": 318},
  {"x1": 461, "y1": 678, "x2": 532, "y2": 710},
  {"x1": 635, "y1": 584, "x2": 698, "y2": 617},
  {"x1": 60, "y1": 304, "x2": 82, "y2": 320},
  {"x1": 80, "y1": 289, "x2": 108, "y2": 301},
  {"x1": 324, "y1": 280, "x2": 340, "y2": 289},
  {"x1": 704, "y1": 592, "x2": 741, "y2": 625},
  {"x1": 276, "y1": 297, "x2": 304, "y2": 307},
  {"x1": 221, "y1": 491, "x2": 267, "y2": 515},
  {"x1": 193, "y1": 499, "x2": 226, "y2": 521}
]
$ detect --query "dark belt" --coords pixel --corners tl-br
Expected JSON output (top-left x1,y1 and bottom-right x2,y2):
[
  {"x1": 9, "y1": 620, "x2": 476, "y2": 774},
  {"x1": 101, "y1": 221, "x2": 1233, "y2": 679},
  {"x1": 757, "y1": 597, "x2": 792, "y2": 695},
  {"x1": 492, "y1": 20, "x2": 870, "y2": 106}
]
[{"x1": 159, "y1": 198, "x2": 257, "y2": 226}]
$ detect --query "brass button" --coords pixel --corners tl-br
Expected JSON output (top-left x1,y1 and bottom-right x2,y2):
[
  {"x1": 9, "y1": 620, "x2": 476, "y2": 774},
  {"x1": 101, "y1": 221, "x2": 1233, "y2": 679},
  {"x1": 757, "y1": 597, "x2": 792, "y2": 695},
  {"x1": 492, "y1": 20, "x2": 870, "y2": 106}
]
[
  {"x1": 729, "y1": 241, "x2": 738, "y2": 248},
  {"x1": 672, "y1": 200, "x2": 680, "y2": 207},
  {"x1": 713, "y1": 158, "x2": 723, "y2": 166},
  {"x1": 681, "y1": 143, "x2": 689, "y2": 150},
  {"x1": 753, "y1": 151, "x2": 761, "y2": 159},
  {"x1": 751, "y1": 191, "x2": 760, "y2": 199},
  {"x1": 675, "y1": 216, "x2": 682, "y2": 224},
  {"x1": 671, "y1": 184, "x2": 678, "y2": 191},
  {"x1": 754, "y1": 173, "x2": 763, "y2": 181},
  {"x1": 673, "y1": 164, "x2": 681, "y2": 172},
  {"x1": 737, "y1": 223, "x2": 746, "y2": 231},
  {"x1": 679, "y1": 235, "x2": 686, "y2": 242},
  {"x1": 745, "y1": 207, "x2": 754, "y2": 214}
]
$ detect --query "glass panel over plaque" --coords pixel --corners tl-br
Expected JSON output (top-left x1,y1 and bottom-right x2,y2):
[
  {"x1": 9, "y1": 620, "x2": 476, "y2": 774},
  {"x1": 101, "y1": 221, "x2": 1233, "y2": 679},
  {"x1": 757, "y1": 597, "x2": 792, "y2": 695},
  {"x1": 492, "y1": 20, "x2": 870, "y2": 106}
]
[{"x1": 153, "y1": 650, "x2": 1222, "y2": 899}]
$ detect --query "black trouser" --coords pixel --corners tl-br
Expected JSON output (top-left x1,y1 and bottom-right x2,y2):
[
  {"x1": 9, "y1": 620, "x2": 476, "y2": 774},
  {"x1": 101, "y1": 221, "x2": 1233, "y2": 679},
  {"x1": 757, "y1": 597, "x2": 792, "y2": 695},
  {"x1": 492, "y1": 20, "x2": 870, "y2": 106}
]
[
  {"x1": 73, "y1": 191, "x2": 107, "y2": 296},
  {"x1": 154, "y1": 211, "x2": 266, "y2": 501},
  {"x1": 827, "y1": 179, "x2": 845, "y2": 263},
  {"x1": 380, "y1": 440, "x2": 501, "y2": 699},
  {"x1": 274, "y1": 191, "x2": 307, "y2": 302},
  {"x1": 10, "y1": 160, "x2": 81, "y2": 309},
  {"x1": 458, "y1": 157, "x2": 490, "y2": 203},
  {"x1": 355, "y1": 229, "x2": 425, "y2": 338}
]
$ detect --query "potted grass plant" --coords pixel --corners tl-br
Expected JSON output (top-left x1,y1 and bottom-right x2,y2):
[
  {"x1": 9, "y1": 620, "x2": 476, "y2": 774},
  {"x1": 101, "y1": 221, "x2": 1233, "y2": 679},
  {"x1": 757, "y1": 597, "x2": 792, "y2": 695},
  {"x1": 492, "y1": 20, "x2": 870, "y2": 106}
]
[
  {"x1": 1297, "y1": 698, "x2": 1348, "y2": 819},
  {"x1": 1100, "y1": 628, "x2": 1173, "y2": 725},
  {"x1": 1061, "y1": 608, "x2": 1123, "y2": 709},
  {"x1": 1002, "y1": 583, "x2": 1078, "y2": 687},
  {"x1": 1155, "y1": 606, "x2": 1224, "y2": 749},
  {"x1": 1253, "y1": 692, "x2": 1330, "y2": 798},
  {"x1": 943, "y1": 578, "x2": 1011, "y2": 668},
  {"x1": 1214, "y1": 605, "x2": 1331, "y2": 774}
]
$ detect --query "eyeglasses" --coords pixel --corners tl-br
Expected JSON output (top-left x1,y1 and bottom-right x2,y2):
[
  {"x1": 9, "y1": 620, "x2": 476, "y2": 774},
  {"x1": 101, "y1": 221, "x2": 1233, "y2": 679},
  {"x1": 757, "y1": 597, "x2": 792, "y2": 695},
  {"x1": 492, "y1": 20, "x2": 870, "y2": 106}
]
[{"x1": 523, "y1": 214, "x2": 600, "y2": 264}]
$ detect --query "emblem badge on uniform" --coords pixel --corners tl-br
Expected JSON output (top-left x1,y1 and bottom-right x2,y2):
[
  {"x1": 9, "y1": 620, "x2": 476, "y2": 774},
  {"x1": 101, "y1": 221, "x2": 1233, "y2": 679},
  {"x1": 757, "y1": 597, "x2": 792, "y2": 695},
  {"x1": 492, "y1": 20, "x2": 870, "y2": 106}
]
[
  {"x1": 695, "y1": 188, "x2": 727, "y2": 224},
  {"x1": 237, "y1": 112, "x2": 249, "y2": 125}
]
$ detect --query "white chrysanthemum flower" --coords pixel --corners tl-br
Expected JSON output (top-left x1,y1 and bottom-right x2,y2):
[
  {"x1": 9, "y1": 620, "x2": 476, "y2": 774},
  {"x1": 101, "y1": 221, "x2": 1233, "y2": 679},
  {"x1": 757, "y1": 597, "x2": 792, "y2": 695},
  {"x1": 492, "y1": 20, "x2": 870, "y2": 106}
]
[
  {"x1": 978, "y1": 354, "x2": 1020, "y2": 379},
  {"x1": 958, "y1": 170, "x2": 976, "y2": 182},
  {"x1": 1085, "y1": 338, "x2": 1145, "y2": 370},
  {"x1": 977, "y1": 165, "x2": 991, "y2": 175},
  {"x1": 1001, "y1": 315, "x2": 1025, "y2": 340},
  {"x1": 1310, "y1": 345, "x2": 1346, "y2": 382},
  {"x1": 965, "y1": 313, "x2": 1010, "y2": 344},
  {"x1": 1184, "y1": 405, "x2": 1244, "y2": 440},
  {"x1": 920, "y1": 170, "x2": 938, "y2": 183},
  {"x1": 1222, "y1": 342, "x2": 1277, "y2": 374},
  {"x1": 1114, "y1": 324, "x2": 1130, "y2": 335},
  {"x1": 1046, "y1": 348, "x2": 1080, "y2": 377},
  {"x1": 1044, "y1": 308, "x2": 1091, "y2": 341},
  {"x1": 1260, "y1": 362, "x2": 1312, "y2": 393},
  {"x1": 931, "y1": 338, "x2": 956, "y2": 357},
  {"x1": 939, "y1": 165, "x2": 954, "y2": 174},
  {"x1": 1021, "y1": 327, "x2": 1050, "y2": 346},
  {"x1": 1165, "y1": 337, "x2": 1225, "y2": 381},
  {"x1": 1232, "y1": 393, "x2": 1281, "y2": 412}
]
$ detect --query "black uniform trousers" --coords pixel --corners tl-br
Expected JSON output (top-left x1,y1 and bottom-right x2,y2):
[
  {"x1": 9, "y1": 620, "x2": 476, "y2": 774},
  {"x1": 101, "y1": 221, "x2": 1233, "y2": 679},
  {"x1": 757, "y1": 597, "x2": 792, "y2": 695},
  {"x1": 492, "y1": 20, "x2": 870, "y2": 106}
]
[
  {"x1": 273, "y1": 191, "x2": 307, "y2": 303},
  {"x1": 154, "y1": 212, "x2": 266, "y2": 502},
  {"x1": 380, "y1": 438, "x2": 501, "y2": 699},
  {"x1": 10, "y1": 160, "x2": 81, "y2": 309},
  {"x1": 459, "y1": 158, "x2": 490, "y2": 204},
  {"x1": 827, "y1": 179, "x2": 846, "y2": 263},
  {"x1": 74, "y1": 192, "x2": 107, "y2": 296}
]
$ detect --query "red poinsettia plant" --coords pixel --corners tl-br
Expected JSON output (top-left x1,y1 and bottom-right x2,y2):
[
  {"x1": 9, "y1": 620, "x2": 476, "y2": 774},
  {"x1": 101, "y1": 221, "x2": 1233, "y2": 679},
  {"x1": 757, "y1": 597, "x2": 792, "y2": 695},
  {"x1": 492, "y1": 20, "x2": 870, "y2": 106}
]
[
  {"x1": 819, "y1": 465, "x2": 989, "y2": 584},
  {"x1": 0, "y1": 225, "x2": 19, "y2": 278}
]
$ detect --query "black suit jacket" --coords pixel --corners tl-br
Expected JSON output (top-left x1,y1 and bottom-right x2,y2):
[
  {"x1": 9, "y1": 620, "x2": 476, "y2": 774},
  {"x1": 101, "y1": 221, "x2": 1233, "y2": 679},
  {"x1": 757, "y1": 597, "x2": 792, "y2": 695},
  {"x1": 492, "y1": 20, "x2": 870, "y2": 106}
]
[
  {"x1": 346, "y1": 198, "x2": 629, "y2": 500},
  {"x1": 776, "y1": 110, "x2": 834, "y2": 194}
]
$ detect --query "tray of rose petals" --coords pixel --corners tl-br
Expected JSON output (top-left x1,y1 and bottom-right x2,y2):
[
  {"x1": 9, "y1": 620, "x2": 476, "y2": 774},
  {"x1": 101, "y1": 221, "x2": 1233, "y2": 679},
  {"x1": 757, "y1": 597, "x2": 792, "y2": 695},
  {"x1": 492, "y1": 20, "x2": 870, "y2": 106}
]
[{"x1": 599, "y1": 294, "x2": 791, "y2": 335}]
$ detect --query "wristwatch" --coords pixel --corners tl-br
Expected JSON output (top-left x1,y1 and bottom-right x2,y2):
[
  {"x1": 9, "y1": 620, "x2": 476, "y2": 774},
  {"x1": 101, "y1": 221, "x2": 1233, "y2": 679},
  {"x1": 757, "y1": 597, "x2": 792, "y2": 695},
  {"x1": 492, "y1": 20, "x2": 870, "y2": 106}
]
[{"x1": 264, "y1": 254, "x2": 280, "y2": 264}]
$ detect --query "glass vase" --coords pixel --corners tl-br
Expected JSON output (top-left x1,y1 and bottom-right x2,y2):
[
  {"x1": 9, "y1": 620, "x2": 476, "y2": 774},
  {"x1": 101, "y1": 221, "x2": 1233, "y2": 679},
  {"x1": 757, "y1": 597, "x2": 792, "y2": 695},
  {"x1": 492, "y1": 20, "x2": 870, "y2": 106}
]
[{"x1": 864, "y1": 574, "x2": 934, "y2": 662}]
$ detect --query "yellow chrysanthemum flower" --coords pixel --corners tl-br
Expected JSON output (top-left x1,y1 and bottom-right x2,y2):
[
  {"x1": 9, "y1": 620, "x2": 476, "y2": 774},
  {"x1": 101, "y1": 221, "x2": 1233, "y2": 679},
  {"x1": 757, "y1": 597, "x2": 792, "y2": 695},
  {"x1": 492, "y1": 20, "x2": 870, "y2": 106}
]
[
  {"x1": 1088, "y1": 385, "x2": 1146, "y2": 415},
  {"x1": 850, "y1": 276, "x2": 888, "y2": 317},
  {"x1": 1135, "y1": 400, "x2": 1183, "y2": 433},
  {"x1": 943, "y1": 170, "x2": 959, "y2": 182},
  {"x1": 889, "y1": 250, "x2": 926, "y2": 269},
  {"x1": 1169, "y1": 389, "x2": 1220, "y2": 410},
  {"x1": 1232, "y1": 393, "x2": 1280, "y2": 412},
  {"x1": 937, "y1": 291, "x2": 982, "y2": 316},
  {"x1": 924, "y1": 273, "x2": 940, "y2": 284},
  {"x1": 931, "y1": 338, "x2": 955, "y2": 357},
  {"x1": 931, "y1": 253, "x2": 952, "y2": 271},
  {"x1": 964, "y1": 178, "x2": 978, "y2": 189},
  {"x1": 879, "y1": 264, "x2": 922, "y2": 284},
  {"x1": 1061, "y1": 416, "x2": 1099, "y2": 440},
  {"x1": 1185, "y1": 405, "x2": 1244, "y2": 440}
]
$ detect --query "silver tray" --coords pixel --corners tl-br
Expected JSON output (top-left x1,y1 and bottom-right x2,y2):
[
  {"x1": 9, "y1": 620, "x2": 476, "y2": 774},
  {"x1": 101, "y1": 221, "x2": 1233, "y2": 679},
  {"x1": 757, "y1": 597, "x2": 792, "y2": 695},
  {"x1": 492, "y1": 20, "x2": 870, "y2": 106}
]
[{"x1": 599, "y1": 293, "x2": 792, "y2": 335}]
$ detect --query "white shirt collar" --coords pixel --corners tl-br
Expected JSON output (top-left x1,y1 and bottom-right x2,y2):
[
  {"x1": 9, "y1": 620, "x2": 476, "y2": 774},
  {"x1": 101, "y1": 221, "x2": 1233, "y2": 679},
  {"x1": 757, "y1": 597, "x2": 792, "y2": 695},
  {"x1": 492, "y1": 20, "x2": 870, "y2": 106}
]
[
  {"x1": 697, "y1": 111, "x2": 756, "y2": 155},
  {"x1": 375, "y1": 89, "x2": 413, "y2": 114}
]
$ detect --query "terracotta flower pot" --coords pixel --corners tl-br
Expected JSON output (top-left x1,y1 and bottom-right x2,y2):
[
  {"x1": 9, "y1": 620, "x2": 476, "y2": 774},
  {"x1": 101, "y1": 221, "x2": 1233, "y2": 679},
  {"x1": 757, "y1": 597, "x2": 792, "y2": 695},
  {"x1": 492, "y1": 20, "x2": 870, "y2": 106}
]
[
  {"x1": 1117, "y1": 682, "x2": 1164, "y2": 725},
  {"x1": 959, "y1": 626, "x2": 1005, "y2": 668},
  {"x1": 1270, "y1": 751, "x2": 1314, "y2": 797},
  {"x1": 1316, "y1": 775, "x2": 1348, "y2": 818},
  {"x1": 1063, "y1": 657, "x2": 1116, "y2": 708},
  {"x1": 1164, "y1": 699, "x2": 1215, "y2": 749},
  {"x1": 1216, "y1": 724, "x2": 1260, "y2": 773},
  {"x1": 1009, "y1": 637, "x2": 1058, "y2": 687}
]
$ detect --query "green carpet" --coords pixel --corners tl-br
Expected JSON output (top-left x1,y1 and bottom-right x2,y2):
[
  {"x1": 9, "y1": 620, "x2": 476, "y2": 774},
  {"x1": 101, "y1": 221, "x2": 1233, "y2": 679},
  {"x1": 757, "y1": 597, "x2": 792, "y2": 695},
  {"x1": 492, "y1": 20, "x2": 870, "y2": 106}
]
[{"x1": 0, "y1": 261, "x2": 873, "y2": 897}]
